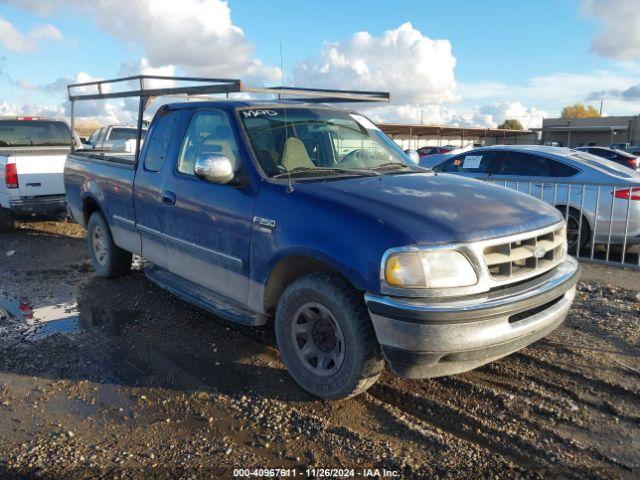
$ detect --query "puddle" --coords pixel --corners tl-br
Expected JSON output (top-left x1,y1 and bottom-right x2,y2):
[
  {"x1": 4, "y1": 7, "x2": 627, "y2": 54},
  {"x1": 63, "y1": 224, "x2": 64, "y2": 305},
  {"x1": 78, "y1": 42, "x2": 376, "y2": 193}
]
[
  {"x1": 1, "y1": 295, "x2": 80, "y2": 339},
  {"x1": 30, "y1": 316, "x2": 80, "y2": 340},
  {"x1": 0, "y1": 297, "x2": 32, "y2": 320}
]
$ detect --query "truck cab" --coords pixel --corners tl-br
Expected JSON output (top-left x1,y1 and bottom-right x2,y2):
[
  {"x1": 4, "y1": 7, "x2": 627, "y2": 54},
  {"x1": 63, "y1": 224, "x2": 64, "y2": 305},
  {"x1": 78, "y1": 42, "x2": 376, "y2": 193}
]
[{"x1": 64, "y1": 77, "x2": 580, "y2": 399}]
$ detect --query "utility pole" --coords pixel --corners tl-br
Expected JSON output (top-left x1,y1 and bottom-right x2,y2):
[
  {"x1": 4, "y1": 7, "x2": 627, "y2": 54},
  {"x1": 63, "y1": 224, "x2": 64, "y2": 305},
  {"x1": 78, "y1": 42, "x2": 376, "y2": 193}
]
[{"x1": 599, "y1": 97, "x2": 604, "y2": 116}]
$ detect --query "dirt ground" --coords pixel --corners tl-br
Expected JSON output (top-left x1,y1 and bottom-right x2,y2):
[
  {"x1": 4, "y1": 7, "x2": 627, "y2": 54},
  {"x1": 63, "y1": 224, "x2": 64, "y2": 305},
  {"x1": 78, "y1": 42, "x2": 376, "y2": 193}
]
[{"x1": 0, "y1": 220, "x2": 638, "y2": 480}]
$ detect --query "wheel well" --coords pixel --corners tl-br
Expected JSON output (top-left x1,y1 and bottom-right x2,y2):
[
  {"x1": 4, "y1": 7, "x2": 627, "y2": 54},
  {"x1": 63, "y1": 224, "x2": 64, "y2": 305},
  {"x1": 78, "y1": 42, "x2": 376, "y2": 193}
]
[
  {"x1": 83, "y1": 197, "x2": 101, "y2": 225},
  {"x1": 263, "y1": 256, "x2": 352, "y2": 315}
]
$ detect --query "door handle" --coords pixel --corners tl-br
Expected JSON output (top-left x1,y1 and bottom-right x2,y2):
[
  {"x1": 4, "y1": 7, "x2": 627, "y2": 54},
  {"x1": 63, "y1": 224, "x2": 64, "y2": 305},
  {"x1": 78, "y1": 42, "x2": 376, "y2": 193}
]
[{"x1": 161, "y1": 191, "x2": 176, "y2": 205}]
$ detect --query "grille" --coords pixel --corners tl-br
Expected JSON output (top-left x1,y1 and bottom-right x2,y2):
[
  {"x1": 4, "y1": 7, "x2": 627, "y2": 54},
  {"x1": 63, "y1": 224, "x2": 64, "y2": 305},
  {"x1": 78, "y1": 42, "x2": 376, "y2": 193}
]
[{"x1": 483, "y1": 225, "x2": 566, "y2": 282}]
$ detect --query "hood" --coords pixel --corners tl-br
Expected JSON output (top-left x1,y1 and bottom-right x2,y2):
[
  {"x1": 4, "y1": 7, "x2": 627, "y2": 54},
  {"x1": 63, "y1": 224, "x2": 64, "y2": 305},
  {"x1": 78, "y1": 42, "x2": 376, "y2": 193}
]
[{"x1": 295, "y1": 172, "x2": 563, "y2": 245}]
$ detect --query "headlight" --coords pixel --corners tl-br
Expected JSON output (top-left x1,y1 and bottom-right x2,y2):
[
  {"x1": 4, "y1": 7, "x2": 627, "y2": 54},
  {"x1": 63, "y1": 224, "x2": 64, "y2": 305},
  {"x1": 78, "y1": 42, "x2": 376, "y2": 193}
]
[{"x1": 384, "y1": 250, "x2": 478, "y2": 289}]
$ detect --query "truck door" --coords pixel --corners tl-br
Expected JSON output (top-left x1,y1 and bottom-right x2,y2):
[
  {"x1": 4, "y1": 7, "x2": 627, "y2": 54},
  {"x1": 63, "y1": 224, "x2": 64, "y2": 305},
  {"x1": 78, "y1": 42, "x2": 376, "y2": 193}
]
[
  {"x1": 133, "y1": 108, "x2": 183, "y2": 270},
  {"x1": 160, "y1": 108, "x2": 253, "y2": 305}
]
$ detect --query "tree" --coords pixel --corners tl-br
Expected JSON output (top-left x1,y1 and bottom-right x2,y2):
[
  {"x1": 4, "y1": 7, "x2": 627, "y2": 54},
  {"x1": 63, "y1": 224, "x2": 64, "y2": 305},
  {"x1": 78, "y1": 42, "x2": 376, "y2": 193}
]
[
  {"x1": 497, "y1": 119, "x2": 524, "y2": 130},
  {"x1": 561, "y1": 103, "x2": 600, "y2": 119}
]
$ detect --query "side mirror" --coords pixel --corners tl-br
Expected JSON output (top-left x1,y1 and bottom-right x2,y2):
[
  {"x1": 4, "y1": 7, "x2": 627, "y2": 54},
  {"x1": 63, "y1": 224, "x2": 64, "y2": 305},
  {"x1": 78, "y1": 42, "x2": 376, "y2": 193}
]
[
  {"x1": 194, "y1": 153, "x2": 235, "y2": 184},
  {"x1": 80, "y1": 137, "x2": 88, "y2": 144},
  {"x1": 404, "y1": 149, "x2": 420, "y2": 165}
]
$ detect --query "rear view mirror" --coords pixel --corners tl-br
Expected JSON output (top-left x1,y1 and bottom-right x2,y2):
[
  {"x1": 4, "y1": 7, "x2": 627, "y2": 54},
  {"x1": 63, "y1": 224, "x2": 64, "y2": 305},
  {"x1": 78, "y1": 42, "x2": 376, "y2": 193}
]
[{"x1": 194, "y1": 153, "x2": 235, "y2": 184}]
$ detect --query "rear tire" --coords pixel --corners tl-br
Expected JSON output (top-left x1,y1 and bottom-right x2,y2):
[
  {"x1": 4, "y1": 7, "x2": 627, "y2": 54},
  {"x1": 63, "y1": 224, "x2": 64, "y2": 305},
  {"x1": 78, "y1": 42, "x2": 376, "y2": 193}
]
[
  {"x1": 275, "y1": 273, "x2": 384, "y2": 399},
  {"x1": 87, "y1": 211, "x2": 132, "y2": 278},
  {"x1": 0, "y1": 207, "x2": 15, "y2": 233}
]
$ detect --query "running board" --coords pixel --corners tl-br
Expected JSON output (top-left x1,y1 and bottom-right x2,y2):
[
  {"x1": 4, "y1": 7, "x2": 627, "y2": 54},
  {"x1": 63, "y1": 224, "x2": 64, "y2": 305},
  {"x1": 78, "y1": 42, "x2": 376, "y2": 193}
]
[{"x1": 145, "y1": 265, "x2": 267, "y2": 326}]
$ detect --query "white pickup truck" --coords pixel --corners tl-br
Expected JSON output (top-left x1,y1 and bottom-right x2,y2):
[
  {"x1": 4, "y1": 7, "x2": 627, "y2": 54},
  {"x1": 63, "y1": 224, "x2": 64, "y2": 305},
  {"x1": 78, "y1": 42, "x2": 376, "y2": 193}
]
[
  {"x1": 0, "y1": 117, "x2": 80, "y2": 232},
  {"x1": 83, "y1": 124, "x2": 147, "y2": 153}
]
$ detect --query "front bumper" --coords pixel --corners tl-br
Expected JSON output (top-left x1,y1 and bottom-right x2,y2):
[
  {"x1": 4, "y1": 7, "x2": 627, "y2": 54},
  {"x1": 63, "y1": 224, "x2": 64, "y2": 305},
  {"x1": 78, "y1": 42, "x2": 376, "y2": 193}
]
[
  {"x1": 9, "y1": 195, "x2": 66, "y2": 216},
  {"x1": 365, "y1": 256, "x2": 580, "y2": 378}
]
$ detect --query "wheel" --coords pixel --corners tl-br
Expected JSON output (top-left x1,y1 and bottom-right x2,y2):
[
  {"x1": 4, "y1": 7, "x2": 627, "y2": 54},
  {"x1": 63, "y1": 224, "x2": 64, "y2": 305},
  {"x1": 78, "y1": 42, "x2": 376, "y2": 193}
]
[
  {"x1": 275, "y1": 273, "x2": 384, "y2": 399},
  {"x1": 558, "y1": 207, "x2": 590, "y2": 255},
  {"x1": 0, "y1": 207, "x2": 15, "y2": 233},
  {"x1": 87, "y1": 211, "x2": 132, "y2": 278}
]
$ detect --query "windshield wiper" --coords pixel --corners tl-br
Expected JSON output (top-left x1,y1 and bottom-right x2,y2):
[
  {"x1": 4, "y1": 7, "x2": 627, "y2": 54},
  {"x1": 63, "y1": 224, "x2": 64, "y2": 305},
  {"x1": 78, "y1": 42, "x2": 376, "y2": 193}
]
[
  {"x1": 372, "y1": 162, "x2": 430, "y2": 173},
  {"x1": 272, "y1": 166, "x2": 380, "y2": 179},
  {"x1": 32, "y1": 141, "x2": 70, "y2": 146}
]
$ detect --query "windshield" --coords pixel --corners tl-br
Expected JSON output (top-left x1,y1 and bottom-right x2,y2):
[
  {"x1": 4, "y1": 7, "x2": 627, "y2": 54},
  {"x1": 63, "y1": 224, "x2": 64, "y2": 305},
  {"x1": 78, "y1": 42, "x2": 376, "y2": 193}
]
[
  {"x1": 0, "y1": 120, "x2": 72, "y2": 147},
  {"x1": 239, "y1": 107, "x2": 410, "y2": 177}
]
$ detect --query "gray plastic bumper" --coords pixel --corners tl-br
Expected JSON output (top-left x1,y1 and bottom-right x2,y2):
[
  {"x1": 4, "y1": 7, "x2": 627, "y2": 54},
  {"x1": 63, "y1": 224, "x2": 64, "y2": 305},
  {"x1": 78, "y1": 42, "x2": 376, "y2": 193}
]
[
  {"x1": 9, "y1": 195, "x2": 66, "y2": 216},
  {"x1": 365, "y1": 256, "x2": 580, "y2": 378}
]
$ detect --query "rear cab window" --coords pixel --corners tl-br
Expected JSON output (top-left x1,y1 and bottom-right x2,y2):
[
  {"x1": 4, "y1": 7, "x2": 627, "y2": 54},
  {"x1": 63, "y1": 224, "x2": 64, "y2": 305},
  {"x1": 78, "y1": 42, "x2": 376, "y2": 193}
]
[
  {"x1": 109, "y1": 127, "x2": 144, "y2": 141},
  {"x1": 0, "y1": 119, "x2": 71, "y2": 147}
]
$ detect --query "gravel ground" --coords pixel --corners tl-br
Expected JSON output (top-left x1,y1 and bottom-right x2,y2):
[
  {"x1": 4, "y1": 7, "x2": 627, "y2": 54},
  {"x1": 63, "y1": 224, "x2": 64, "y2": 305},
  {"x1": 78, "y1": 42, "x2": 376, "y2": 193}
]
[{"x1": 0, "y1": 220, "x2": 639, "y2": 479}]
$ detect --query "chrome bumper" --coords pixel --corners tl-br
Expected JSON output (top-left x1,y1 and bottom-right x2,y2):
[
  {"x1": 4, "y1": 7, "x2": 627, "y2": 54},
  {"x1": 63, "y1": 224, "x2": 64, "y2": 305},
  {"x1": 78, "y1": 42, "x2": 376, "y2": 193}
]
[{"x1": 365, "y1": 256, "x2": 580, "y2": 378}]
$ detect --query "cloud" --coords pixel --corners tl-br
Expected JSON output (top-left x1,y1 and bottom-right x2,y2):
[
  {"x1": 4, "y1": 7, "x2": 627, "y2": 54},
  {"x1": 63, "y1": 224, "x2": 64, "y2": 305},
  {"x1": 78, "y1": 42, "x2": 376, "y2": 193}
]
[
  {"x1": 6, "y1": 0, "x2": 280, "y2": 83},
  {"x1": 477, "y1": 102, "x2": 547, "y2": 129},
  {"x1": 583, "y1": 0, "x2": 640, "y2": 60},
  {"x1": 365, "y1": 101, "x2": 547, "y2": 129},
  {"x1": 0, "y1": 17, "x2": 61, "y2": 52},
  {"x1": 293, "y1": 22, "x2": 458, "y2": 105},
  {"x1": 0, "y1": 99, "x2": 64, "y2": 117}
]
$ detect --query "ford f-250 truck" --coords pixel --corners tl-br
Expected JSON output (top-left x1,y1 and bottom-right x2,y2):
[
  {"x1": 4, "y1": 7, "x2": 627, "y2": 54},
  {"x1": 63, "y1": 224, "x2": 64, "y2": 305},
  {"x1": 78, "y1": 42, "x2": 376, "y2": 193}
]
[
  {"x1": 0, "y1": 117, "x2": 80, "y2": 232},
  {"x1": 64, "y1": 77, "x2": 580, "y2": 399}
]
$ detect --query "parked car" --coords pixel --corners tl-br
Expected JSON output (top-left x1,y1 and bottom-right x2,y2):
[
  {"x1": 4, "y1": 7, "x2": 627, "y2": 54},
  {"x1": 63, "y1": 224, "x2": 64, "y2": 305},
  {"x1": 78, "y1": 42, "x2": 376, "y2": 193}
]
[
  {"x1": 610, "y1": 142, "x2": 630, "y2": 150},
  {"x1": 431, "y1": 145, "x2": 640, "y2": 252},
  {"x1": 0, "y1": 116, "x2": 80, "y2": 232},
  {"x1": 83, "y1": 125, "x2": 147, "y2": 152},
  {"x1": 416, "y1": 146, "x2": 454, "y2": 157},
  {"x1": 575, "y1": 146, "x2": 640, "y2": 172},
  {"x1": 66, "y1": 86, "x2": 579, "y2": 399},
  {"x1": 418, "y1": 145, "x2": 473, "y2": 169}
]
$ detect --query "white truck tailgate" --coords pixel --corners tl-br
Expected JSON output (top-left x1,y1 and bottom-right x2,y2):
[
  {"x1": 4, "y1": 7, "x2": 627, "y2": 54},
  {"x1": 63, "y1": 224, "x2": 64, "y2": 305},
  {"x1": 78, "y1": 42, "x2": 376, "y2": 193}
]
[{"x1": 15, "y1": 154, "x2": 66, "y2": 197}]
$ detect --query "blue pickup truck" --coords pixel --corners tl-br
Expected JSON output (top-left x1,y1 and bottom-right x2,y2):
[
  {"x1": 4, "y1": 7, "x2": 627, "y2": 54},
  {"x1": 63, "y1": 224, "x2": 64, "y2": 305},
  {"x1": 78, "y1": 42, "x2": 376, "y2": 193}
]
[{"x1": 65, "y1": 80, "x2": 580, "y2": 399}]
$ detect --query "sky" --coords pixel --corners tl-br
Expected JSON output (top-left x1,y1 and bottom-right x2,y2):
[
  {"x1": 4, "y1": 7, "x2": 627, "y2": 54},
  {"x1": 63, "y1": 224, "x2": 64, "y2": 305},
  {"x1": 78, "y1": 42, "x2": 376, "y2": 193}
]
[{"x1": 0, "y1": 0, "x2": 639, "y2": 129}]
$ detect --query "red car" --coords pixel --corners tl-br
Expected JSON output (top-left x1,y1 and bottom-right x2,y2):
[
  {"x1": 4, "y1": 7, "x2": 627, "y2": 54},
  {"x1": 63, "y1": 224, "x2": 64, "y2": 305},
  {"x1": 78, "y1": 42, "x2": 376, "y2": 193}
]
[{"x1": 417, "y1": 146, "x2": 455, "y2": 157}]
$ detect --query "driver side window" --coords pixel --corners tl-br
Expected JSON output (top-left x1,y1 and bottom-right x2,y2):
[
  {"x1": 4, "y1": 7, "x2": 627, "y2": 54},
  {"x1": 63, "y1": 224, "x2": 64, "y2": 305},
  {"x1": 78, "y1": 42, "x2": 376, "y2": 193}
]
[{"x1": 177, "y1": 110, "x2": 240, "y2": 176}]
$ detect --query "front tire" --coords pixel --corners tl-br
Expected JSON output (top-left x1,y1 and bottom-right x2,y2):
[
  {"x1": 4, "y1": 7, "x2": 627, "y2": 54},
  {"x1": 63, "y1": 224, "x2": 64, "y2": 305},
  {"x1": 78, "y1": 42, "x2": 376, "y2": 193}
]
[
  {"x1": 0, "y1": 207, "x2": 15, "y2": 233},
  {"x1": 559, "y1": 207, "x2": 590, "y2": 255},
  {"x1": 275, "y1": 273, "x2": 384, "y2": 399},
  {"x1": 87, "y1": 211, "x2": 132, "y2": 278}
]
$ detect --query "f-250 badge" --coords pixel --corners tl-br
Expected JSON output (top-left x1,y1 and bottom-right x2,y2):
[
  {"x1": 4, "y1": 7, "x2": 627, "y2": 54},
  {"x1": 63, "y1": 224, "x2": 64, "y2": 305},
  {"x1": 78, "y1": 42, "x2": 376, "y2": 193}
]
[{"x1": 253, "y1": 216, "x2": 276, "y2": 233}]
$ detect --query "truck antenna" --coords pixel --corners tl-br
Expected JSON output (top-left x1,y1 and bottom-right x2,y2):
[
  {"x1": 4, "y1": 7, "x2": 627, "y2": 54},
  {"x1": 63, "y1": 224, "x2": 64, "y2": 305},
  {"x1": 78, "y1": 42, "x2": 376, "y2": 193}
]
[{"x1": 280, "y1": 42, "x2": 294, "y2": 193}]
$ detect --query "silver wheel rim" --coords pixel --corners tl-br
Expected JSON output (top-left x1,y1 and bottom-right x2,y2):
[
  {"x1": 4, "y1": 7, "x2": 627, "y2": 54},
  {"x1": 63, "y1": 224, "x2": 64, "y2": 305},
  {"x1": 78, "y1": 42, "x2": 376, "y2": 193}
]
[
  {"x1": 92, "y1": 225, "x2": 108, "y2": 265},
  {"x1": 291, "y1": 302, "x2": 345, "y2": 377}
]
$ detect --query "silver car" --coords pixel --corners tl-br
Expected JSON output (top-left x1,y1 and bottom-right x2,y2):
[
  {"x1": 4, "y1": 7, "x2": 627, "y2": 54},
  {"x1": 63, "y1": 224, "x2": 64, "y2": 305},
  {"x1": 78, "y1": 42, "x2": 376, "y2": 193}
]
[{"x1": 431, "y1": 145, "x2": 640, "y2": 252}]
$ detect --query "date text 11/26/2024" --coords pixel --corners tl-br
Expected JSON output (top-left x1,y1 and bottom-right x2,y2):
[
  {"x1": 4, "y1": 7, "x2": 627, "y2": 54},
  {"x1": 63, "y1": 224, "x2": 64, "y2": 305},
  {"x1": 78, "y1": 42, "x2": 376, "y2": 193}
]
[{"x1": 233, "y1": 468, "x2": 400, "y2": 478}]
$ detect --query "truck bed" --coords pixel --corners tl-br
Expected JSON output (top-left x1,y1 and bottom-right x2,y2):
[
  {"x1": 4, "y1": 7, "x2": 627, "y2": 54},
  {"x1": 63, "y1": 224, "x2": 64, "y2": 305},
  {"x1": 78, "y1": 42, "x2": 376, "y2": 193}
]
[{"x1": 64, "y1": 151, "x2": 140, "y2": 254}]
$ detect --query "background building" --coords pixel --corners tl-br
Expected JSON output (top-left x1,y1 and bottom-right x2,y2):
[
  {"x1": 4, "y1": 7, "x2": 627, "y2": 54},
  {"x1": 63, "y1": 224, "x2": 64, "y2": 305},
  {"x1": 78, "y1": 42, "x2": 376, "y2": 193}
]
[
  {"x1": 378, "y1": 123, "x2": 538, "y2": 150},
  {"x1": 539, "y1": 115, "x2": 640, "y2": 148}
]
